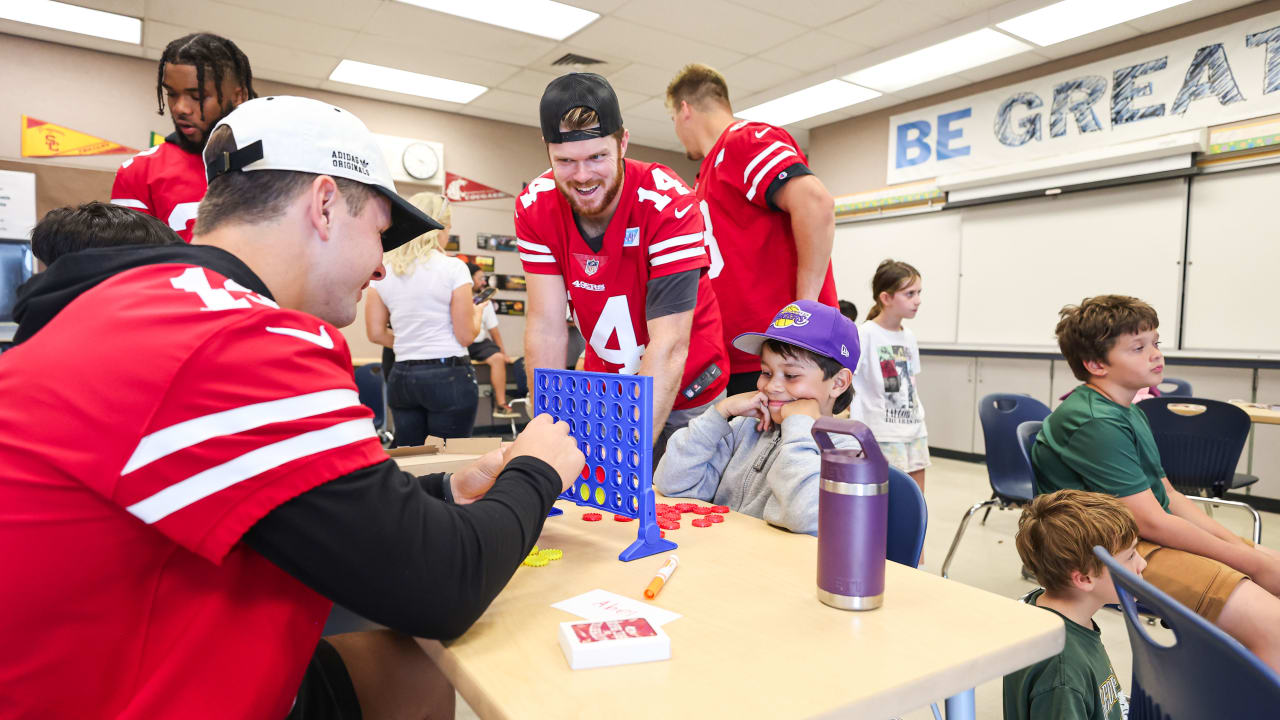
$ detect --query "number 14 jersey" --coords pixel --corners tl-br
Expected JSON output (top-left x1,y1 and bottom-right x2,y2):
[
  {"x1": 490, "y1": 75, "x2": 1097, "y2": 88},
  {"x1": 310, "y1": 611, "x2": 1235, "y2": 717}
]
[{"x1": 516, "y1": 159, "x2": 728, "y2": 410}]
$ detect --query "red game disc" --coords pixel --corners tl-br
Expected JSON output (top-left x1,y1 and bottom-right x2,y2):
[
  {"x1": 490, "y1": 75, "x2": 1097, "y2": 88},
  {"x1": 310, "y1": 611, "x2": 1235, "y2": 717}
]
[
  {"x1": 707, "y1": 514, "x2": 724, "y2": 523},
  {"x1": 674, "y1": 503, "x2": 697, "y2": 513},
  {"x1": 657, "y1": 520, "x2": 680, "y2": 530},
  {"x1": 691, "y1": 506, "x2": 713, "y2": 515},
  {"x1": 691, "y1": 518, "x2": 712, "y2": 528},
  {"x1": 711, "y1": 505, "x2": 730, "y2": 514},
  {"x1": 613, "y1": 514, "x2": 634, "y2": 522},
  {"x1": 582, "y1": 513, "x2": 602, "y2": 521}
]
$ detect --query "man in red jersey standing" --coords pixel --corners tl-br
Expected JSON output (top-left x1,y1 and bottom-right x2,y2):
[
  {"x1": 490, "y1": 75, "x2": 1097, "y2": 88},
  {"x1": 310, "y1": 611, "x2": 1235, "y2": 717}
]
[
  {"x1": 666, "y1": 63, "x2": 839, "y2": 395},
  {"x1": 518, "y1": 73, "x2": 729, "y2": 460},
  {"x1": 111, "y1": 33, "x2": 255, "y2": 241}
]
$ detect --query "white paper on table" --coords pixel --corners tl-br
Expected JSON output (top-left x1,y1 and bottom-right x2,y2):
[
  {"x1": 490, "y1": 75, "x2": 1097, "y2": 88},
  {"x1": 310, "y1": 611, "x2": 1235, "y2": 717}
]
[{"x1": 551, "y1": 589, "x2": 682, "y2": 627}]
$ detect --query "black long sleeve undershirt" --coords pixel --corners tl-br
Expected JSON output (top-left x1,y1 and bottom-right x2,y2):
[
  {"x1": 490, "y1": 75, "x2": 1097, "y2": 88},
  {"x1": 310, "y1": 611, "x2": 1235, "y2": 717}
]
[{"x1": 244, "y1": 456, "x2": 561, "y2": 639}]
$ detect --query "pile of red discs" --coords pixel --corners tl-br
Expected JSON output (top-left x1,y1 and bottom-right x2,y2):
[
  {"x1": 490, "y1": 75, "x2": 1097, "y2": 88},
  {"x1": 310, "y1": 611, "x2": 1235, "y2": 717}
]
[{"x1": 655, "y1": 502, "x2": 729, "y2": 530}]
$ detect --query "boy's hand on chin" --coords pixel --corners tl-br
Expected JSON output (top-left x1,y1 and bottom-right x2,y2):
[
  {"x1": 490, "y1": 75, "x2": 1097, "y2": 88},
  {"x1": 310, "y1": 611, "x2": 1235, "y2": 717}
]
[{"x1": 779, "y1": 398, "x2": 821, "y2": 421}]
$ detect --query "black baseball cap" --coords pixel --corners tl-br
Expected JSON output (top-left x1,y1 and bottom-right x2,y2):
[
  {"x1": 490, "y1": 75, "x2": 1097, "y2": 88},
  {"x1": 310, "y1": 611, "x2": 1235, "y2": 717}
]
[{"x1": 539, "y1": 73, "x2": 624, "y2": 144}]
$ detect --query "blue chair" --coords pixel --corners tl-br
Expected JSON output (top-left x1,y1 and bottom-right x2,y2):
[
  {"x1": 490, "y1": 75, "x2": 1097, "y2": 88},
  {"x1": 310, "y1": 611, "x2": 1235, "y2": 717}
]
[
  {"x1": 941, "y1": 394, "x2": 1050, "y2": 579},
  {"x1": 1094, "y1": 546, "x2": 1280, "y2": 718},
  {"x1": 1016, "y1": 420, "x2": 1043, "y2": 496},
  {"x1": 1138, "y1": 397, "x2": 1261, "y2": 543},
  {"x1": 354, "y1": 363, "x2": 392, "y2": 446},
  {"x1": 887, "y1": 466, "x2": 927, "y2": 568},
  {"x1": 1155, "y1": 377, "x2": 1193, "y2": 397}
]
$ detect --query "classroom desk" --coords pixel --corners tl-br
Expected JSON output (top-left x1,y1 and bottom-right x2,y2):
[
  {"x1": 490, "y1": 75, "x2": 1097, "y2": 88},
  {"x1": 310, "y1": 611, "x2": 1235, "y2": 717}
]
[
  {"x1": 412, "y1": 496, "x2": 1064, "y2": 720},
  {"x1": 1230, "y1": 401, "x2": 1280, "y2": 425}
]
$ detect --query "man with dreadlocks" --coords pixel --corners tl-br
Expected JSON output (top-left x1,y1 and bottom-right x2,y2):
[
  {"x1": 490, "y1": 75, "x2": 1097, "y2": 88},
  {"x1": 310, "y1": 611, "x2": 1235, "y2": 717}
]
[{"x1": 110, "y1": 32, "x2": 255, "y2": 242}]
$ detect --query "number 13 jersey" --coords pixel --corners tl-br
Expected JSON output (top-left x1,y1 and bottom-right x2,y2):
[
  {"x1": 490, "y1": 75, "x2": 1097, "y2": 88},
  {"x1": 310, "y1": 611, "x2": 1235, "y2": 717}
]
[{"x1": 516, "y1": 158, "x2": 728, "y2": 410}]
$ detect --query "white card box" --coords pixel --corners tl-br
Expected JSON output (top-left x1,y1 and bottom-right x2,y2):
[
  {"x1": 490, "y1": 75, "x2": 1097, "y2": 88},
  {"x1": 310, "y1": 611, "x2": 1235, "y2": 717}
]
[{"x1": 557, "y1": 617, "x2": 671, "y2": 670}]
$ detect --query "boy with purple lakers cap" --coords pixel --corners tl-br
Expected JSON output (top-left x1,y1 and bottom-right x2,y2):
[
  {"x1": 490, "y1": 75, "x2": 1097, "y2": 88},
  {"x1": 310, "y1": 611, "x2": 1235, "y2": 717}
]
[{"x1": 654, "y1": 300, "x2": 859, "y2": 534}]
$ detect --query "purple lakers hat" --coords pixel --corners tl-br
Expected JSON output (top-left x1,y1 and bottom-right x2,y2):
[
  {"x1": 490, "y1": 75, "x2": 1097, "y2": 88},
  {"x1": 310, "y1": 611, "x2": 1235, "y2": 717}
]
[{"x1": 732, "y1": 300, "x2": 859, "y2": 374}]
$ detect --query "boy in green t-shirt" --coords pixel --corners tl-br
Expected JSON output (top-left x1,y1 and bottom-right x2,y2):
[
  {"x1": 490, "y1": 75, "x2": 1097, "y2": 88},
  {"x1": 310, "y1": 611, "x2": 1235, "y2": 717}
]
[
  {"x1": 1032, "y1": 294, "x2": 1280, "y2": 672},
  {"x1": 1004, "y1": 490, "x2": 1145, "y2": 720}
]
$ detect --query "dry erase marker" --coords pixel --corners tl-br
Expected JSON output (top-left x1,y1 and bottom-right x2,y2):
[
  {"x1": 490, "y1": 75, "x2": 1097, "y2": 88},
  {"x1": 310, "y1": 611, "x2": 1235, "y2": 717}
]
[{"x1": 643, "y1": 555, "x2": 679, "y2": 599}]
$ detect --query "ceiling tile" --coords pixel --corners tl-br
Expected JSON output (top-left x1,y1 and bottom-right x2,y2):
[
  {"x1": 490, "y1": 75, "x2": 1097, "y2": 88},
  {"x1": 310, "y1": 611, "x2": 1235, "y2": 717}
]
[
  {"x1": 318, "y1": 79, "x2": 466, "y2": 113},
  {"x1": 613, "y1": 0, "x2": 807, "y2": 55},
  {"x1": 561, "y1": 0, "x2": 630, "y2": 14},
  {"x1": 530, "y1": 43, "x2": 631, "y2": 76},
  {"x1": 934, "y1": 0, "x2": 1026, "y2": 21},
  {"x1": 146, "y1": 0, "x2": 357, "y2": 56},
  {"x1": 626, "y1": 96, "x2": 673, "y2": 122},
  {"x1": 75, "y1": 0, "x2": 146, "y2": 16},
  {"x1": 342, "y1": 34, "x2": 520, "y2": 87},
  {"x1": 759, "y1": 31, "x2": 870, "y2": 73},
  {"x1": 607, "y1": 62, "x2": 677, "y2": 95},
  {"x1": 567, "y1": 17, "x2": 744, "y2": 71},
  {"x1": 467, "y1": 88, "x2": 540, "y2": 116},
  {"x1": 143, "y1": 19, "x2": 194, "y2": 50},
  {"x1": 361, "y1": 2, "x2": 558, "y2": 66},
  {"x1": 883, "y1": 74, "x2": 975, "y2": 103},
  {"x1": 254, "y1": 69, "x2": 325, "y2": 90},
  {"x1": 718, "y1": 57, "x2": 806, "y2": 95},
  {"x1": 214, "y1": 0, "x2": 381, "y2": 30},
  {"x1": 612, "y1": 87, "x2": 648, "y2": 108},
  {"x1": 498, "y1": 68, "x2": 561, "y2": 95},
  {"x1": 824, "y1": 2, "x2": 952, "y2": 50},
  {"x1": 952, "y1": 50, "x2": 1051, "y2": 85},
  {"x1": 230, "y1": 37, "x2": 341, "y2": 78},
  {"x1": 721, "y1": 0, "x2": 879, "y2": 28},
  {"x1": 1124, "y1": 0, "x2": 1257, "y2": 33}
]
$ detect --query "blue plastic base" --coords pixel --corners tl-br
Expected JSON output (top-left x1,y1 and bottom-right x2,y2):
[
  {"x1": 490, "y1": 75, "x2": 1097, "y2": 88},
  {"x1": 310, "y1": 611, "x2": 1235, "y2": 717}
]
[
  {"x1": 547, "y1": 507, "x2": 564, "y2": 517},
  {"x1": 617, "y1": 522, "x2": 677, "y2": 562}
]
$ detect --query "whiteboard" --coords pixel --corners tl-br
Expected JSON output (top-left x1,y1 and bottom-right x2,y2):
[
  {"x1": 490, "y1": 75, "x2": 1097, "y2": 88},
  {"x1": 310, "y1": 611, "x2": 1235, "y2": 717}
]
[
  {"x1": 831, "y1": 210, "x2": 961, "y2": 343},
  {"x1": 956, "y1": 179, "x2": 1187, "y2": 347},
  {"x1": 1183, "y1": 164, "x2": 1280, "y2": 353}
]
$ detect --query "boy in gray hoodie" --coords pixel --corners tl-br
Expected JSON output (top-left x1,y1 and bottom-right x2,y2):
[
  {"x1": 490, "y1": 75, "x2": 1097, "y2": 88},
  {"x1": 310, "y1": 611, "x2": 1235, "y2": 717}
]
[{"x1": 654, "y1": 300, "x2": 860, "y2": 534}]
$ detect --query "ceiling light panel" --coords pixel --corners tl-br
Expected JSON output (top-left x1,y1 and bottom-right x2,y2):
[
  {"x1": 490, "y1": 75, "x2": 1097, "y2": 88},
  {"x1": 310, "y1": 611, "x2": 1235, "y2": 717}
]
[
  {"x1": 329, "y1": 60, "x2": 488, "y2": 104},
  {"x1": 843, "y1": 29, "x2": 1032, "y2": 94},
  {"x1": 997, "y1": 0, "x2": 1192, "y2": 47},
  {"x1": 737, "y1": 79, "x2": 881, "y2": 127},
  {"x1": 395, "y1": 0, "x2": 599, "y2": 41},
  {"x1": 0, "y1": 0, "x2": 141, "y2": 44}
]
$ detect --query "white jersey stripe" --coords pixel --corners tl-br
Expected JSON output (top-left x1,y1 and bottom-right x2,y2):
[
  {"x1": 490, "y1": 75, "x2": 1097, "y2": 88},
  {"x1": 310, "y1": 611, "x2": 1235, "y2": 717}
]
[
  {"x1": 746, "y1": 149, "x2": 797, "y2": 202},
  {"x1": 516, "y1": 238, "x2": 552, "y2": 253},
  {"x1": 743, "y1": 141, "x2": 789, "y2": 183},
  {"x1": 650, "y1": 247, "x2": 706, "y2": 267},
  {"x1": 110, "y1": 198, "x2": 149, "y2": 211},
  {"x1": 648, "y1": 232, "x2": 702, "y2": 255},
  {"x1": 126, "y1": 418, "x2": 377, "y2": 524},
  {"x1": 122, "y1": 389, "x2": 362, "y2": 475},
  {"x1": 519, "y1": 252, "x2": 558, "y2": 263}
]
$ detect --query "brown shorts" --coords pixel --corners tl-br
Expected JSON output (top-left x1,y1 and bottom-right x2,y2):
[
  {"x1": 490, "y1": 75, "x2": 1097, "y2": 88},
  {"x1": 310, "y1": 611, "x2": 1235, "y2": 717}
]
[{"x1": 1137, "y1": 539, "x2": 1251, "y2": 623}]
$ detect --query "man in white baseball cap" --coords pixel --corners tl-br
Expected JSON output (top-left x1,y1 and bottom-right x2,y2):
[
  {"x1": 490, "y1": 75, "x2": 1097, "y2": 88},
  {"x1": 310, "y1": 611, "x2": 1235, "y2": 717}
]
[{"x1": 1, "y1": 96, "x2": 585, "y2": 719}]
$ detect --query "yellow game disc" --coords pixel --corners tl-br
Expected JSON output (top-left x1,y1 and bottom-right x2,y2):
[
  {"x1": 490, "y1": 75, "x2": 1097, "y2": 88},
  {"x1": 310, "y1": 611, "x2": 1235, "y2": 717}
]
[
  {"x1": 538, "y1": 548, "x2": 563, "y2": 562},
  {"x1": 595, "y1": 487, "x2": 605, "y2": 504},
  {"x1": 522, "y1": 556, "x2": 549, "y2": 567}
]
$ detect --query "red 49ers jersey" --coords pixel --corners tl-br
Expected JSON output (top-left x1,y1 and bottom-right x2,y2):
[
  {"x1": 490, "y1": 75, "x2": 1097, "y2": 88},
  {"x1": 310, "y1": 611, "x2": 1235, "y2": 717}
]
[
  {"x1": 110, "y1": 137, "x2": 207, "y2": 242},
  {"x1": 696, "y1": 120, "x2": 838, "y2": 373},
  {"x1": 0, "y1": 263, "x2": 385, "y2": 718},
  {"x1": 516, "y1": 158, "x2": 728, "y2": 410}
]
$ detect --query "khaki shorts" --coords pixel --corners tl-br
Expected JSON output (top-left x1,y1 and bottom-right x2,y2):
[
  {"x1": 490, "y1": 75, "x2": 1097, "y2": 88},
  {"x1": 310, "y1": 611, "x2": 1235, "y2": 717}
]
[
  {"x1": 880, "y1": 437, "x2": 931, "y2": 474},
  {"x1": 1137, "y1": 539, "x2": 1252, "y2": 623}
]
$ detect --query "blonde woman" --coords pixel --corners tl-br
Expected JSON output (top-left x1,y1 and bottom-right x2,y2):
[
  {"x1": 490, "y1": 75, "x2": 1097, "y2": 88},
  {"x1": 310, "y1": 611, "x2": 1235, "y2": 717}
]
[{"x1": 366, "y1": 193, "x2": 486, "y2": 444}]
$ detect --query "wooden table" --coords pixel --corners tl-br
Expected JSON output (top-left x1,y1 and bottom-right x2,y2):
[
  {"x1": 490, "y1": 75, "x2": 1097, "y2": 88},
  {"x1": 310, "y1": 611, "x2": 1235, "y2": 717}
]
[
  {"x1": 414, "y1": 496, "x2": 1064, "y2": 720},
  {"x1": 1230, "y1": 401, "x2": 1280, "y2": 425}
]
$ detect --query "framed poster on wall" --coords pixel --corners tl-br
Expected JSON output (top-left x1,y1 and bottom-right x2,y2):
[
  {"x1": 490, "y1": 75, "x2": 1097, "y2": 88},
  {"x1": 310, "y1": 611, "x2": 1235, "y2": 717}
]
[
  {"x1": 476, "y1": 232, "x2": 518, "y2": 252},
  {"x1": 494, "y1": 299, "x2": 525, "y2": 316},
  {"x1": 443, "y1": 234, "x2": 460, "y2": 251},
  {"x1": 453, "y1": 253, "x2": 494, "y2": 272},
  {"x1": 495, "y1": 274, "x2": 526, "y2": 291}
]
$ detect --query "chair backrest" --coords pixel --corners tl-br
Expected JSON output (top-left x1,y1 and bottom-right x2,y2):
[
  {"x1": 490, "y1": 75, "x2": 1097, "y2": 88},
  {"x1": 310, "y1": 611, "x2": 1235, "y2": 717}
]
[
  {"x1": 1156, "y1": 377, "x2": 1193, "y2": 397},
  {"x1": 978, "y1": 394, "x2": 1051, "y2": 503},
  {"x1": 886, "y1": 466, "x2": 927, "y2": 568},
  {"x1": 1137, "y1": 397, "x2": 1250, "y2": 495},
  {"x1": 1094, "y1": 546, "x2": 1280, "y2": 718},
  {"x1": 1016, "y1": 420, "x2": 1043, "y2": 496},
  {"x1": 353, "y1": 363, "x2": 385, "y2": 429}
]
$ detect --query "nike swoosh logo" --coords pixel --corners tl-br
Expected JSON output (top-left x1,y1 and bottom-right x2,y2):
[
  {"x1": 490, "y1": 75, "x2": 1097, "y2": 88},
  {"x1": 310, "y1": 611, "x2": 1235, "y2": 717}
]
[
  {"x1": 674, "y1": 206, "x2": 692, "y2": 218},
  {"x1": 266, "y1": 325, "x2": 334, "y2": 349},
  {"x1": 754, "y1": 128, "x2": 768, "y2": 138}
]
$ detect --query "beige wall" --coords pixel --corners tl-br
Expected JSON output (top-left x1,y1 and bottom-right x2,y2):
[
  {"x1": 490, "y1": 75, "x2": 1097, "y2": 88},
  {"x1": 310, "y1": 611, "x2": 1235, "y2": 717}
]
[
  {"x1": 0, "y1": 32, "x2": 697, "y2": 358},
  {"x1": 809, "y1": 0, "x2": 1280, "y2": 196}
]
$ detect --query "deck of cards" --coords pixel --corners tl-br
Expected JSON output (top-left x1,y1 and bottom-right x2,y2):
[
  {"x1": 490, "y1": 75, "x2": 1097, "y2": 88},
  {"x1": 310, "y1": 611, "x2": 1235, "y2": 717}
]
[{"x1": 557, "y1": 617, "x2": 671, "y2": 670}]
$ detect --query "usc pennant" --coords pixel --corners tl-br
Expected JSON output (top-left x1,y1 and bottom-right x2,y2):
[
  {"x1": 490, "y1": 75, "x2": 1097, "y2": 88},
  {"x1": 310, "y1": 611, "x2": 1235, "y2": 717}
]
[{"x1": 21, "y1": 116, "x2": 138, "y2": 157}]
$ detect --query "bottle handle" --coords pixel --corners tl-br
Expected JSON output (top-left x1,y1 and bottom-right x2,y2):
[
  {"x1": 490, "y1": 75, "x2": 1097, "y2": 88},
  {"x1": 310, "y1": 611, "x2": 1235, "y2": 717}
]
[{"x1": 811, "y1": 417, "x2": 887, "y2": 468}]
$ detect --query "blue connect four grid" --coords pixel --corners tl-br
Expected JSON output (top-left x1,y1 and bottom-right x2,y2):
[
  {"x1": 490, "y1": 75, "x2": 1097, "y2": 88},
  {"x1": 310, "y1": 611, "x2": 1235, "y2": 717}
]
[{"x1": 533, "y1": 368, "x2": 676, "y2": 562}]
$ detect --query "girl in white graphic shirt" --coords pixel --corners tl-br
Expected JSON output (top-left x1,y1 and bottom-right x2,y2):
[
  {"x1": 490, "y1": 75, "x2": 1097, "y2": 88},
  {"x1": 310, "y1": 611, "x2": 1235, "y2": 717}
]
[{"x1": 849, "y1": 259, "x2": 930, "y2": 495}]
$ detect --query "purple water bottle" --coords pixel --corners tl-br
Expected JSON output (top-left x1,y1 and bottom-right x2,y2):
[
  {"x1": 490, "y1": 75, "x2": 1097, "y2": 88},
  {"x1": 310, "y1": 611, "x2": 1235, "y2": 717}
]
[{"x1": 813, "y1": 418, "x2": 888, "y2": 611}]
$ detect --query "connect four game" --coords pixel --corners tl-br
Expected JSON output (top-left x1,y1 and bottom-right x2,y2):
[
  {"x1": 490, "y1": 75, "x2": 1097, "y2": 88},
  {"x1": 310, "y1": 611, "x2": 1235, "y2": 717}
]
[{"x1": 533, "y1": 368, "x2": 676, "y2": 562}]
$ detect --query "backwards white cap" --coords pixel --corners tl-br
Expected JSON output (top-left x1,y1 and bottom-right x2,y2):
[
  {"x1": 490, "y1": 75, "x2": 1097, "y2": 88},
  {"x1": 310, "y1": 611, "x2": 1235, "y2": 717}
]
[{"x1": 203, "y1": 95, "x2": 442, "y2": 251}]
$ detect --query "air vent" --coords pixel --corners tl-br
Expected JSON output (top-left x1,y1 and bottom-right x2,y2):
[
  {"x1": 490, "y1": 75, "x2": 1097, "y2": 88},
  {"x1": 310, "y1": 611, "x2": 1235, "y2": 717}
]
[{"x1": 552, "y1": 53, "x2": 605, "y2": 67}]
